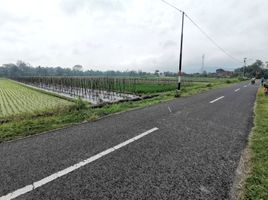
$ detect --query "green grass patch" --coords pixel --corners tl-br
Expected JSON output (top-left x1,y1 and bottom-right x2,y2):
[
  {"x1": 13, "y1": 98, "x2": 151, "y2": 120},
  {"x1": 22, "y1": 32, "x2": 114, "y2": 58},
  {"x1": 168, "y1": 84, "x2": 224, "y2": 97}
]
[
  {"x1": 130, "y1": 83, "x2": 176, "y2": 93},
  {"x1": 124, "y1": 78, "x2": 240, "y2": 94},
  {"x1": 244, "y1": 88, "x2": 268, "y2": 199}
]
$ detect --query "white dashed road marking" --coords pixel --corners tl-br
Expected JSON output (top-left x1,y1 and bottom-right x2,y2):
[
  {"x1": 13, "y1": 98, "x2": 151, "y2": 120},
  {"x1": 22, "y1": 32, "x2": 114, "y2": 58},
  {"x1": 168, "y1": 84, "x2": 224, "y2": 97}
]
[
  {"x1": 0, "y1": 127, "x2": 159, "y2": 200},
  {"x1": 209, "y1": 96, "x2": 224, "y2": 104},
  {"x1": 235, "y1": 88, "x2": 240, "y2": 92}
]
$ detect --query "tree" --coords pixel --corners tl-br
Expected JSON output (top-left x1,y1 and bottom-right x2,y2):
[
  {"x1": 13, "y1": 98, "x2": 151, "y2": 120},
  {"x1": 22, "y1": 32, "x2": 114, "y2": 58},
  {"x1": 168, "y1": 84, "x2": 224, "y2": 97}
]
[
  {"x1": 202, "y1": 70, "x2": 207, "y2": 77},
  {"x1": 234, "y1": 59, "x2": 266, "y2": 78},
  {"x1": 73, "y1": 65, "x2": 83, "y2": 71},
  {"x1": 216, "y1": 68, "x2": 225, "y2": 73},
  {"x1": 2, "y1": 63, "x2": 20, "y2": 77}
]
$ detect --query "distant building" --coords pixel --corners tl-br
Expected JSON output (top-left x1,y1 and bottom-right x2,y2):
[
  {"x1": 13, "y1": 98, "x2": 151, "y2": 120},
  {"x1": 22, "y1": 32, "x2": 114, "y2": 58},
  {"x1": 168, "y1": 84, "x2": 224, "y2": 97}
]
[{"x1": 215, "y1": 68, "x2": 233, "y2": 77}]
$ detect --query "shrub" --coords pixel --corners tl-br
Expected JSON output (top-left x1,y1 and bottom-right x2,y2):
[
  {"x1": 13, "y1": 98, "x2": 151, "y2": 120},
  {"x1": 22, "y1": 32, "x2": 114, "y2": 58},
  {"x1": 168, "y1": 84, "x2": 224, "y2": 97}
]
[
  {"x1": 75, "y1": 97, "x2": 87, "y2": 110},
  {"x1": 206, "y1": 83, "x2": 212, "y2": 87}
]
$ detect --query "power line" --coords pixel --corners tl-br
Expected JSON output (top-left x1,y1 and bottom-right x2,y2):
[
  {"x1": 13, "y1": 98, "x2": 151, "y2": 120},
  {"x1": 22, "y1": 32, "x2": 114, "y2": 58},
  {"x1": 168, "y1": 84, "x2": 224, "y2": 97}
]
[
  {"x1": 160, "y1": 0, "x2": 242, "y2": 64},
  {"x1": 161, "y1": 0, "x2": 183, "y2": 13},
  {"x1": 185, "y1": 14, "x2": 241, "y2": 63}
]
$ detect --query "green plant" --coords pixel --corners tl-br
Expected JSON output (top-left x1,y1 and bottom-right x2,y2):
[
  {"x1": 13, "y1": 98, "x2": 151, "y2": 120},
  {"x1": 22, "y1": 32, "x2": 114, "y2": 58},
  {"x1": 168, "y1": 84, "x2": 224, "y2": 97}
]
[
  {"x1": 75, "y1": 97, "x2": 87, "y2": 110},
  {"x1": 244, "y1": 88, "x2": 268, "y2": 199},
  {"x1": 206, "y1": 83, "x2": 212, "y2": 87},
  {"x1": 0, "y1": 79, "x2": 73, "y2": 118}
]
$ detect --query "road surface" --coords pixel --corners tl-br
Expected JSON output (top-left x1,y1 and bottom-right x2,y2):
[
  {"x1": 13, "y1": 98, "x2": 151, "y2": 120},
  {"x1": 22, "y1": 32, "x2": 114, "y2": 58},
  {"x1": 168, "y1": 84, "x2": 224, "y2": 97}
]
[{"x1": 0, "y1": 82, "x2": 258, "y2": 200}]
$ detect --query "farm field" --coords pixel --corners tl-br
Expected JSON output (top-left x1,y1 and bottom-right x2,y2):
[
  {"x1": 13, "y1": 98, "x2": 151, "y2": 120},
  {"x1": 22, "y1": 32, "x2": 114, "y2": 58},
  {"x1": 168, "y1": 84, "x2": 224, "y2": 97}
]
[
  {"x1": 0, "y1": 79, "x2": 73, "y2": 118},
  {"x1": 12, "y1": 76, "x2": 236, "y2": 104},
  {"x1": 0, "y1": 76, "x2": 241, "y2": 142}
]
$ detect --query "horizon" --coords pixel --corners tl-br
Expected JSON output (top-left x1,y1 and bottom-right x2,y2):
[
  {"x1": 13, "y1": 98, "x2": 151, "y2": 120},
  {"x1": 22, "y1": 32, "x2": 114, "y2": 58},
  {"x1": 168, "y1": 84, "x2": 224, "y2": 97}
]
[{"x1": 1, "y1": 61, "x2": 240, "y2": 74}]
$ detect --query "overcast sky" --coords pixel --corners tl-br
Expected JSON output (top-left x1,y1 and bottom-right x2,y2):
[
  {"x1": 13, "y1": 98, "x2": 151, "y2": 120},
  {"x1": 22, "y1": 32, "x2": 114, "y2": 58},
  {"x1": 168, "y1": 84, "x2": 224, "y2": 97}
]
[{"x1": 0, "y1": 0, "x2": 267, "y2": 73}]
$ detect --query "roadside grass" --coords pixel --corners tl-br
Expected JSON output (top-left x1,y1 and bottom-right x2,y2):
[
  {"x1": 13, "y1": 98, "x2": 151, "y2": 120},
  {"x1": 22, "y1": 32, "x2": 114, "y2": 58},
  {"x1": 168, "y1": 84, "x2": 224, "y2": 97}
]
[
  {"x1": 244, "y1": 88, "x2": 268, "y2": 199},
  {"x1": 0, "y1": 78, "x2": 241, "y2": 142}
]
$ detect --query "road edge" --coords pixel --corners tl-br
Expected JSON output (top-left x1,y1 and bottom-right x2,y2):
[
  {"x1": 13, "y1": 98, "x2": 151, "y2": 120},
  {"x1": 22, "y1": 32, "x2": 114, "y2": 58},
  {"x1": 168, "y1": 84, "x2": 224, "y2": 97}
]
[{"x1": 229, "y1": 89, "x2": 257, "y2": 200}]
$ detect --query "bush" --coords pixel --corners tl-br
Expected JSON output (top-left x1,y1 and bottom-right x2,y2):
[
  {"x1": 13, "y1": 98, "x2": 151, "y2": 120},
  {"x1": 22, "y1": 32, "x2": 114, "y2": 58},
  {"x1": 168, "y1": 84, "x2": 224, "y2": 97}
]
[
  {"x1": 206, "y1": 83, "x2": 212, "y2": 87},
  {"x1": 75, "y1": 97, "x2": 87, "y2": 110},
  {"x1": 225, "y1": 80, "x2": 231, "y2": 84},
  {"x1": 238, "y1": 77, "x2": 249, "y2": 81}
]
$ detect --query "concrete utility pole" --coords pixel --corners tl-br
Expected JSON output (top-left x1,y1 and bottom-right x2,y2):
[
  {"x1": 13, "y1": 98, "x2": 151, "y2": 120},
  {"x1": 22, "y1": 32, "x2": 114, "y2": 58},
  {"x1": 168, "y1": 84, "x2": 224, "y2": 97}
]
[
  {"x1": 243, "y1": 58, "x2": 247, "y2": 77},
  {"x1": 177, "y1": 11, "x2": 185, "y2": 96}
]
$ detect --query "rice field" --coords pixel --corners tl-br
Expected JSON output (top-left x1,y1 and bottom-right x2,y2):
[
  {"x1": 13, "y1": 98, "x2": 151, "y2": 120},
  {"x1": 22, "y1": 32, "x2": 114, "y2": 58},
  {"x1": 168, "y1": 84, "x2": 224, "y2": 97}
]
[{"x1": 0, "y1": 79, "x2": 73, "y2": 118}]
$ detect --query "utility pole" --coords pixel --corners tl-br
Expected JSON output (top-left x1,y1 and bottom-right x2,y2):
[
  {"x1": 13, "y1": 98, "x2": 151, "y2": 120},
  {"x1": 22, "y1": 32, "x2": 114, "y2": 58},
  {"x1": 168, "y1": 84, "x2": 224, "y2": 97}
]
[
  {"x1": 201, "y1": 54, "x2": 205, "y2": 73},
  {"x1": 243, "y1": 57, "x2": 247, "y2": 78},
  {"x1": 177, "y1": 11, "x2": 185, "y2": 96}
]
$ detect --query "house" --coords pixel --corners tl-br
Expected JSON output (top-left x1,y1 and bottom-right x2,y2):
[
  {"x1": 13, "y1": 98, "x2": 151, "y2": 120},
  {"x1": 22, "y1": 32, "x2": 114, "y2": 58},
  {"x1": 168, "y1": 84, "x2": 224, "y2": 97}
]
[{"x1": 215, "y1": 68, "x2": 233, "y2": 77}]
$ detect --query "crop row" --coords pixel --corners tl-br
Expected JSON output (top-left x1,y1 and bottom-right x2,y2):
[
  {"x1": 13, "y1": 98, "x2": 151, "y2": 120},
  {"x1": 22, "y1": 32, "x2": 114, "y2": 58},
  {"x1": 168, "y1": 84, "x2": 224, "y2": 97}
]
[
  {"x1": 0, "y1": 79, "x2": 72, "y2": 118},
  {"x1": 12, "y1": 76, "x2": 193, "y2": 94}
]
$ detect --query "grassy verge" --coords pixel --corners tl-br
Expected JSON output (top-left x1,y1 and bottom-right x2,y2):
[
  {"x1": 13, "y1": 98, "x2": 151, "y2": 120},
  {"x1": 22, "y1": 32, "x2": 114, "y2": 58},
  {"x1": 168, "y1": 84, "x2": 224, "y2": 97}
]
[
  {"x1": 243, "y1": 88, "x2": 268, "y2": 199},
  {"x1": 0, "y1": 79, "x2": 241, "y2": 142}
]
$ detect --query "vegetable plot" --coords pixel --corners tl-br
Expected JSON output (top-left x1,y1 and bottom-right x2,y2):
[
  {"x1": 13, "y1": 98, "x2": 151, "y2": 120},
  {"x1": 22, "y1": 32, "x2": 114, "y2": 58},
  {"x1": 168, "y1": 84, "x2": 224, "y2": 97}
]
[
  {"x1": 0, "y1": 79, "x2": 72, "y2": 118},
  {"x1": 12, "y1": 76, "x2": 187, "y2": 104}
]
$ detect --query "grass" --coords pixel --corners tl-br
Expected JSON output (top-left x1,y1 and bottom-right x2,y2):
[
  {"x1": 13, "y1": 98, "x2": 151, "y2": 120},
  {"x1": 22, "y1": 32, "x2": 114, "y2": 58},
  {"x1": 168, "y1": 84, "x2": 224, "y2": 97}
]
[
  {"x1": 243, "y1": 88, "x2": 268, "y2": 199},
  {"x1": 124, "y1": 78, "x2": 240, "y2": 94},
  {"x1": 0, "y1": 78, "x2": 241, "y2": 142},
  {"x1": 127, "y1": 83, "x2": 177, "y2": 94},
  {"x1": 0, "y1": 79, "x2": 73, "y2": 118}
]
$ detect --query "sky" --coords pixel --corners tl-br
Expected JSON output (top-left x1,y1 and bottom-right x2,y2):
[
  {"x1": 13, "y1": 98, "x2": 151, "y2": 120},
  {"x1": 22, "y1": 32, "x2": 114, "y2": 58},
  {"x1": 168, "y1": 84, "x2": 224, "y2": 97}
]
[{"x1": 0, "y1": 0, "x2": 267, "y2": 73}]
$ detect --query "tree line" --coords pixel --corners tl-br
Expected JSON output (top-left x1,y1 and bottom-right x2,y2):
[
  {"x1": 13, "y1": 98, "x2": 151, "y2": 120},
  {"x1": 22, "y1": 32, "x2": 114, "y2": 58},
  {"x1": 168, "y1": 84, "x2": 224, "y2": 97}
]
[
  {"x1": 234, "y1": 60, "x2": 268, "y2": 79},
  {"x1": 1, "y1": 60, "x2": 267, "y2": 78},
  {"x1": 0, "y1": 61, "x2": 169, "y2": 77}
]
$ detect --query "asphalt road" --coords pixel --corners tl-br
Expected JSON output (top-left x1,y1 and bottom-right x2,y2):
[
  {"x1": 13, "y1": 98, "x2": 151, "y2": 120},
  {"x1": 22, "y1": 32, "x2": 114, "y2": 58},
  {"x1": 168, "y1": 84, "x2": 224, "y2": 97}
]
[{"x1": 0, "y1": 82, "x2": 258, "y2": 200}]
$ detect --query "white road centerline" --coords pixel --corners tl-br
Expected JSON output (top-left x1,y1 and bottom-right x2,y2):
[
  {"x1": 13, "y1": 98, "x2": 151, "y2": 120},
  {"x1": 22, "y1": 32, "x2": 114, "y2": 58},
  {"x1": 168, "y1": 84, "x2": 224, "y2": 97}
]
[
  {"x1": 235, "y1": 88, "x2": 240, "y2": 92},
  {"x1": 209, "y1": 96, "x2": 224, "y2": 103},
  {"x1": 168, "y1": 106, "x2": 172, "y2": 113},
  {"x1": 0, "y1": 127, "x2": 159, "y2": 200},
  {"x1": 244, "y1": 85, "x2": 247, "y2": 88}
]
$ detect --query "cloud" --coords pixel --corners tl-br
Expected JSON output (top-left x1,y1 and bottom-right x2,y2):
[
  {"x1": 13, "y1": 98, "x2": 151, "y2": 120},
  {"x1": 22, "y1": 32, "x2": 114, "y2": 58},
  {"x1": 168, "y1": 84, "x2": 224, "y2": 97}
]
[
  {"x1": 0, "y1": 0, "x2": 268, "y2": 73},
  {"x1": 60, "y1": 0, "x2": 124, "y2": 15},
  {"x1": 161, "y1": 40, "x2": 178, "y2": 49}
]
